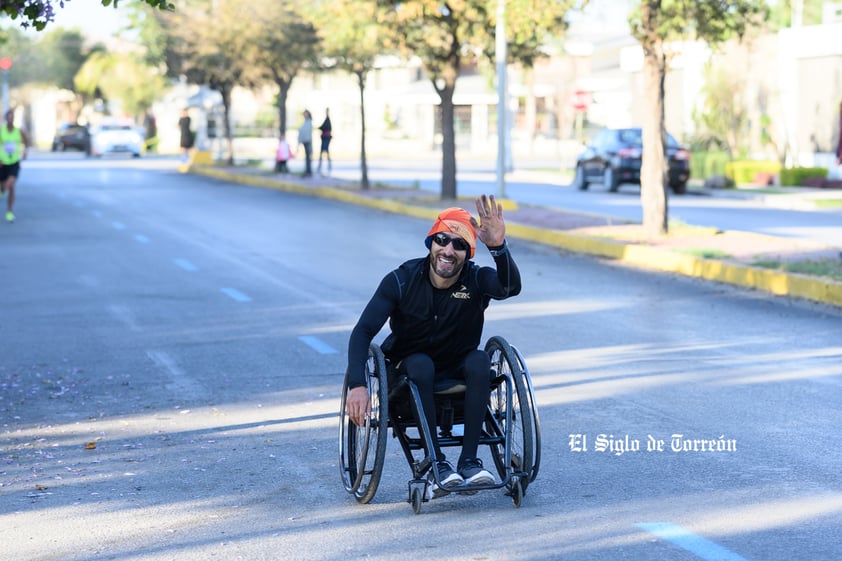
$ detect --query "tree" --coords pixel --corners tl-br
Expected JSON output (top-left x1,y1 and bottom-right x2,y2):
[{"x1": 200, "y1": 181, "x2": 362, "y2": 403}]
[
  {"x1": 75, "y1": 51, "x2": 164, "y2": 118},
  {"x1": 1, "y1": 0, "x2": 172, "y2": 31},
  {"x1": 306, "y1": 0, "x2": 384, "y2": 189},
  {"x1": 693, "y1": 62, "x2": 748, "y2": 159},
  {"x1": 157, "y1": 0, "x2": 259, "y2": 165},
  {"x1": 250, "y1": 1, "x2": 320, "y2": 139},
  {"x1": 629, "y1": 0, "x2": 767, "y2": 238},
  {"x1": 376, "y1": 0, "x2": 579, "y2": 200}
]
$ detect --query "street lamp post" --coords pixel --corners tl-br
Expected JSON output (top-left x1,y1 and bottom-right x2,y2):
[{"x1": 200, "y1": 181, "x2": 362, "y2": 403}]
[
  {"x1": 495, "y1": 0, "x2": 507, "y2": 199},
  {"x1": 0, "y1": 57, "x2": 12, "y2": 116}
]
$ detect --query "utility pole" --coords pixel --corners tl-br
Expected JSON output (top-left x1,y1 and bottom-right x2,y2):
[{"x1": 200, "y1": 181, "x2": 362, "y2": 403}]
[
  {"x1": 0, "y1": 57, "x2": 12, "y2": 116},
  {"x1": 495, "y1": 0, "x2": 507, "y2": 198}
]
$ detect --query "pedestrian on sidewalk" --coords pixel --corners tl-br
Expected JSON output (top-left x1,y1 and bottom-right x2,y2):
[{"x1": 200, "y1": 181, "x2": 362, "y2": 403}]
[
  {"x1": 317, "y1": 108, "x2": 332, "y2": 174},
  {"x1": 178, "y1": 109, "x2": 193, "y2": 162},
  {"x1": 0, "y1": 108, "x2": 30, "y2": 223},
  {"x1": 836, "y1": 99, "x2": 842, "y2": 165},
  {"x1": 275, "y1": 135, "x2": 293, "y2": 173},
  {"x1": 298, "y1": 110, "x2": 313, "y2": 177}
]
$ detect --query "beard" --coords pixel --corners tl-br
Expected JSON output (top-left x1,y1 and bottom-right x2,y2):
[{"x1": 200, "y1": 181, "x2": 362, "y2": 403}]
[{"x1": 431, "y1": 254, "x2": 463, "y2": 280}]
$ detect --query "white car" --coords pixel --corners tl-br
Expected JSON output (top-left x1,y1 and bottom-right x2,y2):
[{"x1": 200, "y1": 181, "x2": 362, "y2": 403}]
[{"x1": 90, "y1": 120, "x2": 144, "y2": 158}]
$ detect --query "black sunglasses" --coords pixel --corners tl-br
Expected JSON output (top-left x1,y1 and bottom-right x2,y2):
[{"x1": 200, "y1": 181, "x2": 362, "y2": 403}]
[{"x1": 432, "y1": 232, "x2": 470, "y2": 252}]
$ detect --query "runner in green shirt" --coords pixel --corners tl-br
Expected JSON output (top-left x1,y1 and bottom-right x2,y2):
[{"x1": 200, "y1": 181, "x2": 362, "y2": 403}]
[{"x1": 1, "y1": 108, "x2": 30, "y2": 223}]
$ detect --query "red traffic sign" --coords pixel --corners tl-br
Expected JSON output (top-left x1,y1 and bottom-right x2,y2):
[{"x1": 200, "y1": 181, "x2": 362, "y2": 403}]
[
  {"x1": 572, "y1": 89, "x2": 590, "y2": 112},
  {"x1": 0, "y1": 57, "x2": 11, "y2": 71}
]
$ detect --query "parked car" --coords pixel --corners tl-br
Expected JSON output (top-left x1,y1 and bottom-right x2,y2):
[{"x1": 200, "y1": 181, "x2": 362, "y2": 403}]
[
  {"x1": 572, "y1": 127, "x2": 691, "y2": 194},
  {"x1": 51, "y1": 123, "x2": 90, "y2": 153},
  {"x1": 90, "y1": 119, "x2": 144, "y2": 158}
]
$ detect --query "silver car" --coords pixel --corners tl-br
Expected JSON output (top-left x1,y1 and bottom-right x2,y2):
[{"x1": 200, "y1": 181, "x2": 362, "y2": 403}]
[{"x1": 90, "y1": 120, "x2": 144, "y2": 158}]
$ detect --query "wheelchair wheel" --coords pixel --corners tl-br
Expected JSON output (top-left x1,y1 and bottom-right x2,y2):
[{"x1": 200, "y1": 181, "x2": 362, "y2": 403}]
[
  {"x1": 511, "y1": 344, "x2": 541, "y2": 483},
  {"x1": 339, "y1": 343, "x2": 389, "y2": 503},
  {"x1": 485, "y1": 336, "x2": 534, "y2": 491}
]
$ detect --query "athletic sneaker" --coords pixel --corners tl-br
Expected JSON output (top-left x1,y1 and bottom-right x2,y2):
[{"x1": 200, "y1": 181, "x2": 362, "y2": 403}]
[
  {"x1": 428, "y1": 460, "x2": 463, "y2": 499},
  {"x1": 5, "y1": 211, "x2": 14, "y2": 223},
  {"x1": 458, "y1": 458, "x2": 495, "y2": 486}
]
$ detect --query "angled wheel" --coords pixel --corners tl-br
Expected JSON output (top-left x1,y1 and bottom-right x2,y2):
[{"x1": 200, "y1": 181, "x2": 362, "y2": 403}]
[
  {"x1": 573, "y1": 164, "x2": 589, "y2": 190},
  {"x1": 511, "y1": 344, "x2": 541, "y2": 483},
  {"x1": 485, "y1": 336, "x2": 534, "y2": 492},
  {"x1": 339, "y1": 343, "x2": 389, "y2": 503},
  {"x1": 603, "y1": 165, "x2": 619, "y2": 192}
]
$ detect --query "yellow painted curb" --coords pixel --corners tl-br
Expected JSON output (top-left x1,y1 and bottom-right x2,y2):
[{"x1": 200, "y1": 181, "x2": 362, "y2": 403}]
[{"x1": 190, "y1": 166, "x2": 842, "y2": 309}]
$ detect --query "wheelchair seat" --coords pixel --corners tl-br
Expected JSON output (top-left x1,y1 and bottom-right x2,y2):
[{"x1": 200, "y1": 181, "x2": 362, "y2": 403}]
[{"x1": 434, "y1": 379, "x2": 466, "y2": 395}]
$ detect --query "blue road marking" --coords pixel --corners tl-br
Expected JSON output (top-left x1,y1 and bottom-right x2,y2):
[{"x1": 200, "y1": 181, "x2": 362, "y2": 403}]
[
  {"x1": 220, "y1": 288, "x2": 252, "y2": 302},
  {"x1": 637, "y1": 523, "x2": 752, "y2": 561},
  {"x1": 298, "y1": 335, "x2": 338, "y2": 355},
  {"x1": 134, "y1": 234, "x2": 150, "y2": 244},
  {"x1": 112, "y1": 221, "x2": 126, "y2": 230},
  {"x1": 93, "y1": 210, "x2": 103, "y2": 219},
  {"x1": 174, "y1": 258, "x2": 198, "y2": 272}
]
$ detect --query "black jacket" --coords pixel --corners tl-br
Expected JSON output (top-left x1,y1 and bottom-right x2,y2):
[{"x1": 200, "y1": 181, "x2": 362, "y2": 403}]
[{"x1": 346, "y1": 244, "x2": 520, "y2": 388}]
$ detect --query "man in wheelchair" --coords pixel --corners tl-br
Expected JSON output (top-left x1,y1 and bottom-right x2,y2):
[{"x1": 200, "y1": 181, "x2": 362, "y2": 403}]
[{"x1": 345, "y1": 194, "x2": 521, "y2": 498}]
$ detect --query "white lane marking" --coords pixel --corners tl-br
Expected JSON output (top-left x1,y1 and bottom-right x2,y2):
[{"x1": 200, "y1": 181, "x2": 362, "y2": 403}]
[
  {"x1": 298, "y1": 335, "x2": 338, "y2": 355},
  {"x1": 108, "y1": 305, "x2": 141, "y2": 332},
  {"x1": 146, "y1": 350, "x2": 207, "y2": 399},
  {"x1": 220, "y1": 287, "x2": 252, "y2": 302},
  {"x1": 174, "y1": 258, "x2": 199, "y2": 272}
]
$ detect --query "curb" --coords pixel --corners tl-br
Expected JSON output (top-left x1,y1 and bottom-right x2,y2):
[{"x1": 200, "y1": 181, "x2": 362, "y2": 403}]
[{"x1": 190, "y1": 165, "x2": 842, "y2": 309}]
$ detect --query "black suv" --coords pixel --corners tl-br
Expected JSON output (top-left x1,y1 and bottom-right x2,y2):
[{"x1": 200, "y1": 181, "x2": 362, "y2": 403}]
[
  {"x1": 51, "y1": 123, "x2": 90, "y2": 154},
  {"x1": 573, "y1": 127, "x2": 691, "y2": 194}
]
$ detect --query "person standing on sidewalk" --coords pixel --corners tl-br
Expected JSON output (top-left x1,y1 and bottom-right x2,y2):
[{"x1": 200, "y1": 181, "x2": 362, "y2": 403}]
[
  {"x1": 178, "y1": 109, "x2": 193, "y2": 162},
  {"x1": 298, "y1": 110, "x2": 313, "y2": 177},
  {"x1": 275, "y1": 135, "x2": 293, "y2": 173},
  {"x1": 0, "y1": 108, "x2": 30, "y2": 223},
  {"x1": 317, "y1": 108, "x2": 332, "y2": 174}
]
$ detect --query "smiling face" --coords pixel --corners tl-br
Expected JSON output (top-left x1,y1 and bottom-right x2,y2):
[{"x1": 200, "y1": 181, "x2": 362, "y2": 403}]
[{"x1": 429, "y1": 232, "x2": 468, "y2": 287}]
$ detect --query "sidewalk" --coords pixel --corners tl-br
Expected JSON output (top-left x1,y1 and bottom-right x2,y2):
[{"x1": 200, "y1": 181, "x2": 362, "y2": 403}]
[{"x1": 187, "y1": 163, "x2": 842, "y2": 309}]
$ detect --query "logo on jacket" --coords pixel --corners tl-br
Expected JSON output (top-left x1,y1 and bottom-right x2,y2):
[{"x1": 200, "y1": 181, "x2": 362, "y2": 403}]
[{"x1": 451, "y1": 284, "x2": 471, "y2": 300}]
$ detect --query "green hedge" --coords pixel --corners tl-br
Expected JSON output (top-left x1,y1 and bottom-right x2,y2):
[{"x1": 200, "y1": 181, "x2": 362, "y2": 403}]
[
  {"x1": 779, "y1": 167, "x2": 827, "y2": 186},
  {"x1": 724, "y1": 160, "x2": 781, "y2": 185},
  {"x1": 690, "y1": 151, "x2": 729, "y2": 180}
]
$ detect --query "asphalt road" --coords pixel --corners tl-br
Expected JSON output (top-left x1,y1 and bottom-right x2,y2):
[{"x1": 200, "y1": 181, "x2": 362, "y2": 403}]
[{"x1": 2, "y1": 154, "x2": 842, "y2": 561}]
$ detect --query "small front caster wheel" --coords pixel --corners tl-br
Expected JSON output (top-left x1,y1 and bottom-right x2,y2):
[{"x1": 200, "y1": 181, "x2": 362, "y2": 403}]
[{"x1": 411, "y1": 487, "x2": 423, "y2": 514}]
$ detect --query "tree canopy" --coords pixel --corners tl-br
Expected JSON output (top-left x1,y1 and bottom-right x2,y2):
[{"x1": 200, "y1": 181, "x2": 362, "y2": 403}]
[
  {"x1": 375, "y1": 0, "x2": 581, "y2": 200},
  {"x1": 629, "y1": 0, "x2": 767, "y2": 237},
  {"x1": 1, "y1": 0, "x2": 172, "y2": 31}
]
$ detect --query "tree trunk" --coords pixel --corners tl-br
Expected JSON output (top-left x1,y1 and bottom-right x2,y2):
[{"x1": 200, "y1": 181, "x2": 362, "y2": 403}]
[
  {"x1": 221, "y1": 86, "x2": 235, "y2": 166},
  {"x1": 640, "y1": 41, "x2": 668, "y2": 238},
  {"x1": 276, "y1": 80, "x2": 290, "y2": 137},
  {"x1": 356, "y1": 69, "x2": 369, "y2": 190},
  {"x1": 437, "y1": 82, "x2": 457, "y2": 200}
]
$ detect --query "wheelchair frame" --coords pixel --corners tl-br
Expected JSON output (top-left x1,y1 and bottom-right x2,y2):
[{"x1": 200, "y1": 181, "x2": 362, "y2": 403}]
[{"x1": 339, "y1": 336, "x2": 541, "y2": 514}]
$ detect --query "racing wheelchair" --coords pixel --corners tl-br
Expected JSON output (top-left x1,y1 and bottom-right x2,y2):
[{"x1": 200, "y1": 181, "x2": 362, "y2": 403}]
[{"x1": 339, "y1": 336, "x2": 541, "y2": 514}]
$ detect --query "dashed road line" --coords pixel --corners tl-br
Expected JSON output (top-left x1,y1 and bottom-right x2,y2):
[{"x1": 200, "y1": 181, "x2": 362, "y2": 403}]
[
  {"x1": 298, "y1": 335, "x2": 338, "y2": 354},
  {"x1": 637, "y1": 522, "x2": 752, "y2": 561},
  {"x1": 174, "y1": 258, "x2": 199, "y2": 272},
  {"x1": 220, "y1": 287, "x2": 252, "y2": 302}
]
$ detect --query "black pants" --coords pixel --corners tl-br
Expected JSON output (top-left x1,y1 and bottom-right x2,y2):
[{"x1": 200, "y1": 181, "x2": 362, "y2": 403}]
[
  {"x1": 302, "y1": 141, "x2": 312, "y2": 175},
  {"x1": 391, "y1": 350, "x2": 491, "y2": 465}
]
